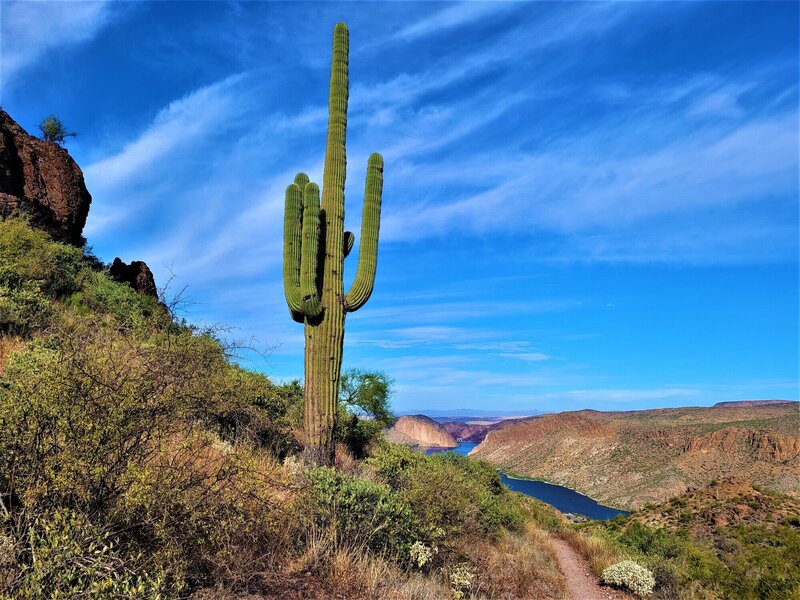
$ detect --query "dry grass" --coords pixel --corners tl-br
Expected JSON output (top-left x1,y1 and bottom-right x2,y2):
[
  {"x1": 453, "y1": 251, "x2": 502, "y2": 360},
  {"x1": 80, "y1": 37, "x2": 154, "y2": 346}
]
[
  {"x1": 560, "y1": 529, "x2": 623, "y2": 578},
  {"x1": 0, "y1": 335, "x2": 23, "y2": 373},
  {"x1": 471, "y1": 522, "x2": 567, "y2": 600}
]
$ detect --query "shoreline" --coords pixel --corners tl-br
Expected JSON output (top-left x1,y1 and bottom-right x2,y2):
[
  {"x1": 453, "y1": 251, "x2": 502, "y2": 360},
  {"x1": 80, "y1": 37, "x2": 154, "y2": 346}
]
[{"x1": 497, "y1": 469, "x2": 631, "y2": 514}]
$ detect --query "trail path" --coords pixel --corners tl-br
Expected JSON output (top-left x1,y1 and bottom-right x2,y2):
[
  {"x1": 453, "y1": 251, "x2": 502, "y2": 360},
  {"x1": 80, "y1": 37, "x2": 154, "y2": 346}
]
[{"x1": 549, "y1": 537, "x2": 633, "y2": 600}]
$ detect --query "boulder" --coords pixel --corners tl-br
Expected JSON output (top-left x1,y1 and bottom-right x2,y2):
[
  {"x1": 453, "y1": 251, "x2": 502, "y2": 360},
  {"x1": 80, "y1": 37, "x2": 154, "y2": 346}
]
[{"x1": 109, "y1": 258, "x2": 158, "y2": 298}]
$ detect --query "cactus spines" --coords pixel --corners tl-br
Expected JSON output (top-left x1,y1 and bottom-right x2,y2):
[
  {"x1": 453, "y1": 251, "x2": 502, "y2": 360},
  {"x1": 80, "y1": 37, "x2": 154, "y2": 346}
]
[{"x1": 281, "y1": 22, "x2": 384, "y2": 465}]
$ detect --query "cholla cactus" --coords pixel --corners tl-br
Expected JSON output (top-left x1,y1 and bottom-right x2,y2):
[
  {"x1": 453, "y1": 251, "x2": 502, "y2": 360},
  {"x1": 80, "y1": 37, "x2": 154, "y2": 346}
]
[
  {"x1": 409, "y1": 541, "x2": 435, "y2": 568},
  {"x1": 449, "y1": 563, "x2": 474, "y2": 599},
  {"x1": 602, "y1": 560, "x2": 656, "y2": 597}
]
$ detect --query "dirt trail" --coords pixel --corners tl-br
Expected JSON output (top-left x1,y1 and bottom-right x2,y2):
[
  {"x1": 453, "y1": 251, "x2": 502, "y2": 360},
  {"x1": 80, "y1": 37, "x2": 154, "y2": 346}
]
[{"x1": 549, "y1": 537, "x2": 633, "y2": 600}]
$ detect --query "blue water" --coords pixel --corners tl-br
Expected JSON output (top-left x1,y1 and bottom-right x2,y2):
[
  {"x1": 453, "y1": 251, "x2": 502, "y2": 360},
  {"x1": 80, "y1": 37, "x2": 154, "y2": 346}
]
[
  {"x1": 499, "y1": 473, "x2": 628, "y2": 520},
  {"x1": 424, "y1": 442, "x2": 627, "y2": 520},
  {"x1": 424, "y1": 441, "x2": 478, "y2": 456}
]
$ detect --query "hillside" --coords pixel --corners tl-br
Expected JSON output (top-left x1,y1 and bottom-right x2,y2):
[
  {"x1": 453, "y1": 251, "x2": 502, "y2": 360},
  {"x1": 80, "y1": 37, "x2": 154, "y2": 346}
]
[
  {"x1": 566, "y1": 478, "x2": 800, "y2": 599},
  {"x1": 472, "y1": 403, "x2": 800, "y2": 510},
  {"x1": 385, "y1": 414, "x2": 458, "y2": 448},
  {"x1": 0, "y1": 108, "x2": 568, "y2": 598}
]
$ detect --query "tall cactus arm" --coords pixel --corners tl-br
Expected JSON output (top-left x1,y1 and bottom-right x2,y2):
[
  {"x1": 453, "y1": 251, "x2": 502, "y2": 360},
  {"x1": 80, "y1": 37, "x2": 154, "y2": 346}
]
[
  {"x1": 301, "y1": 182, "x2": 323, "y2": 318},
  {"x1": 344, "y1": 153, "x2": 383, "y2": 312},
  {"x1": 321, "y1": 22, "x2": 348, "y2": 217},
  {"x1": 283, "y1": 182, "x2": 304, "y2": 322}
]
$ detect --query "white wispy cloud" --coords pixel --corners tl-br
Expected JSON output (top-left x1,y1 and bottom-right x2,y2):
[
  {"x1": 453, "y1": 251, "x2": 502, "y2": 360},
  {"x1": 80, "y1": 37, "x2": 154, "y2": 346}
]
[
  {"x1": 500, "y1": 352, "x2": 551, "y2": 362},
  {"x1": 1, "y1": 1, "x2": 114, "y2": 88},
  {"x1": 85, "y1": 73, "x2": 250, "y2": 193},
  {"x1": 392, "y1": 1, "x2": 518, "y2": 41}
]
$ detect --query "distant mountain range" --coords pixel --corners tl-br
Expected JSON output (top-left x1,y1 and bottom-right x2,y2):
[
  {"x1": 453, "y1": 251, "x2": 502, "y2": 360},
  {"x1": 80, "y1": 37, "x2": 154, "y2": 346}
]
[{"x1": 400, "y1": 408, "x2": 544, "y2": 419}]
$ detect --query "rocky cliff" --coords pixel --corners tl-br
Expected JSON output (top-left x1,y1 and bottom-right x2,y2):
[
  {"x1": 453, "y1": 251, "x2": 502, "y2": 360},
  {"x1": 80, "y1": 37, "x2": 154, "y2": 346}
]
[
  {"x1": 440, "y1": 421, "x2": 492, "y2": 442},
  {"x1": 472, "y1": 402, "x2": 800, "y2": 510},
  {"x1": 0, "y1": 109, "x2": 157, "y2": 295},
  {"x1": 386, "y1": 415, "x2": 458, "y2": 448},
  {"x1": 0, "y1": 110, "x2": 91, "y2": 246}
]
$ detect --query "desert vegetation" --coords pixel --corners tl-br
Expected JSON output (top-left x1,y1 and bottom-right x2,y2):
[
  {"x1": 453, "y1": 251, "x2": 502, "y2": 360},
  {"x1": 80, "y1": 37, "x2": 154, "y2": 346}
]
[
  {"x1": 0, "y1": 217, "x2": 566, "y2": 598},
  {"x1": 555, "y1": 479, "x2": 800, "y2": 599}
]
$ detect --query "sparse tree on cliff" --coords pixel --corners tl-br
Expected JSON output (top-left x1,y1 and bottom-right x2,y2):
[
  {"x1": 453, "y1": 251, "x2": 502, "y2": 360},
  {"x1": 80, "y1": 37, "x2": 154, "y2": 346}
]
[{"x1": 38, "y1": 115, "x2": 76, "y2": 145}]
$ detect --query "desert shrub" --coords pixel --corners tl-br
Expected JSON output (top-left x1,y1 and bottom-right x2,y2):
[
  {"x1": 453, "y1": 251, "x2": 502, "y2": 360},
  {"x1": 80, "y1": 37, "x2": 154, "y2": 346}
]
[
  {"x1": 0, "y1": 219, "x2": 83, "y2": 298},
  {"x1": 602, "y1": 560, "x2": 656, "y2": 596},
  {"x1": 0, "y1": 316, "x2": 297, "y2": 595},
  {"x1": 2, "y1": 508, "x2": 168, "y2": 598},
  {"x1": 0, "y1": 281, "x2": 52, "y2": 335},
  {"x1": 578, "y1": 513, "x2": 800, "y2": 600},
  {"x1": 0, "y1": 321, "x2": 228, "y2": 510},
  {"x1": 0, "y1": 220, "x2": 83, "y2": 334},
  {"x1": 68, "y1": 269, "x2": 165, "y2": 329},
  {"x1": 366, "y1": 444, "x2": 525, "y2": 555},
  {"x1": 336, "y1": 412, "x2": 385, "y2": 458},
  {"x1": 306, "y1": 466, "x2": 419, "y2": 559},
  {"x1": 366, "y1": 442, "x2": 425, "y2": 488},
  {"x1": 402, "y1": 452, "x2": 524, "y2": 542},
  {"x1": 447, "y1": 563, "x2": 474, "y2": 599}
]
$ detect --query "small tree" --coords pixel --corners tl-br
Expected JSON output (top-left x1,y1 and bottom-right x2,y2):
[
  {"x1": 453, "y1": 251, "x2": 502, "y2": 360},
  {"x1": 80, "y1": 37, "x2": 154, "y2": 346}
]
[
  {"x1": 339, "y1": 368, "x2": 394, "y2": 426},
  {"x1": 38, "y1": 115, "x2": 76, "y2": 145},
  {"x1": 337, "y1": 368, "x2": 394, "y2": 457}
]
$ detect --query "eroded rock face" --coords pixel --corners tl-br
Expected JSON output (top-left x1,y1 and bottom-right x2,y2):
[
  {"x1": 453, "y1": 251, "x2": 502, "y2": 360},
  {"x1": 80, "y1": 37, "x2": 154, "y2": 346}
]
[
  {"x1": 0, "y1": 110, "x2": 92, "y2": 246},
  {"x1": 386, "y1": 415, "x2": 457, "y2": 448},
  {"x1": 109, "y1": 258, "x2": 158, "y2": 298},
  {"x1": 472, "y1": 403, "x2": 800, "y2": 510}
]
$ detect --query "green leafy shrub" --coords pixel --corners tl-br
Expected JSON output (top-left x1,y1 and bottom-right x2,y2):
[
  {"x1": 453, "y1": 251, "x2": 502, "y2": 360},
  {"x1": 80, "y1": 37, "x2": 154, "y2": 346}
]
[
  {"x1": 602, "y1": 560, "x2": 655, "y2": 596},
  {"x1": 0, "y1": 314, "x2": 298, "y2": 594},
  {"x1": 0, "y1": 281, "x2": 52, "y2": 335},
  {"x1": 306, "y1": 466, "x2": 419, "y2": 559},
  {"x1": 367, "y1": 444, "x2": 525, "y2": 549},
  {"x1": 2, "y1": 508, "x2": 168, "y2": 599},
  {"x1": 0, "y1": 220, "x2": 83, "y2": 334},
  {"x1": 68, "y1": 269, "x2": 164, "y2": 329}
]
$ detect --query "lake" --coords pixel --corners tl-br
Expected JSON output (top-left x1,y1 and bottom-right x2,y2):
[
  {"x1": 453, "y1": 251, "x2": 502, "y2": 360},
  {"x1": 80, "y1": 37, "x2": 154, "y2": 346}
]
[{"x1": 425, "y1": 442, "x2": 627, "y2": 520}]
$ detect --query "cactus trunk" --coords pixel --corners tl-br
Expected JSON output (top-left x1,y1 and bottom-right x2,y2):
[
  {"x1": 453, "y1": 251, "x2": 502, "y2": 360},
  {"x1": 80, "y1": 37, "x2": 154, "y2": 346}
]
[{"x1": 282, "y1": 23, "x2": 384, "y2": 466}]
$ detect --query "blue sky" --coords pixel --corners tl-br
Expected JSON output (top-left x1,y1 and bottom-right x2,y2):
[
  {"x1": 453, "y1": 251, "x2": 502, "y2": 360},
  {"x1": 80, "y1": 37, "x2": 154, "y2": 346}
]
[{"x1": 2, "y1": 1, "x2": 797, "y2": 414}]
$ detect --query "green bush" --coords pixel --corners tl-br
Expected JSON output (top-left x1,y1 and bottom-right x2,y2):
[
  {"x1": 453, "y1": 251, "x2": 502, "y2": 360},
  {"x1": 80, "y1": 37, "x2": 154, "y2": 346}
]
[
  {"x1": 306, "y1": 466, "x2": 419, "y2": 559},
  {"x1": 579, "y1": 517, "x2": 800, "y2": 599},
  {"x1": 367, "y1": 444, "x2": 525, "y2": 547},
  {"x1": 2, "y1": 508, "x2": 168, "y2": 599},
  {"x1": 68, "y1": 270, "x2": 164, "y2": 329},
  {"x1": 0, "y1": 281, "x2": 52, "y2": 335},
  {"x1": 0, "y1": 316, "x2": 298, "y2": 595},
  {"x1": 0, "y1": 220, "x2": 83, "y2": 334}
]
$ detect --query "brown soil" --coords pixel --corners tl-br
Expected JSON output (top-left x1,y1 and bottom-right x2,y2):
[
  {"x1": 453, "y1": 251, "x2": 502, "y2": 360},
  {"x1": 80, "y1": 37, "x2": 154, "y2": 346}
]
[{"x1": 549, "y1": 537, "x2": 632, "y2": 600}]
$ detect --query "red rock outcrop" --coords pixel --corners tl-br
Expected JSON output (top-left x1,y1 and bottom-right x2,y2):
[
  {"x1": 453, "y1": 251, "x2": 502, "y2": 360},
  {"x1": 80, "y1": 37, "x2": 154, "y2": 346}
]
[
  {"x1": 681, "y1": 427, "x2": 800, "y2": 462},
  {"x1": 0, "y1": 110, "x2": 91, "y2": 246},
  {"x1": 386, "y1": 415, "x2": 458, "y2": 448},
  {"x1": 109, "y1": 258, "x2": 158, "y2": 298},
  {"x1": 441, "y1": 421, "x2": 492, "y2": 442}
]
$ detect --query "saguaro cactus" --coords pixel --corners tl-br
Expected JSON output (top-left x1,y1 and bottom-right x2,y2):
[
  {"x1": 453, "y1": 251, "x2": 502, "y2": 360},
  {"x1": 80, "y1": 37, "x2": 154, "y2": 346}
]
[{"x1": 282, "y1": 23, "x2": 384, "y2": 466}]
